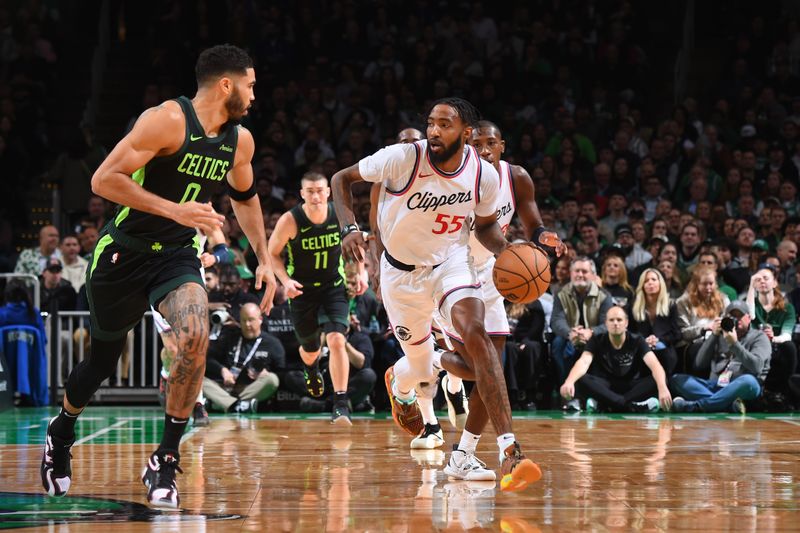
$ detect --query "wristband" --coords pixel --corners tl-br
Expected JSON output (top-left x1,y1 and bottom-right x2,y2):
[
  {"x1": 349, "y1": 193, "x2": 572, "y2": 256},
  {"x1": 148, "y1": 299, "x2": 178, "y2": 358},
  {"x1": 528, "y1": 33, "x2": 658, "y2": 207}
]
[
  {"x1": 227, "y1": 180, "x2": 257, "y2": 201},
  {"x1": 340, "y1": 223, "x2": 360, "y2": 239},
  {"x1": 212, "y1": 243, "x2": 231, "y2": 264}
]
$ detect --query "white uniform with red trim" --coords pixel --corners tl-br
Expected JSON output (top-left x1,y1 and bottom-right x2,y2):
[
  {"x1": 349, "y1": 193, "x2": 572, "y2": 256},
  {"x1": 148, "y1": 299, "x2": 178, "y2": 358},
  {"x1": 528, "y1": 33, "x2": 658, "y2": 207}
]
[
  {"x1": 433, "y1": 161, "x2": 517, "y2": 342},
  {"x1": 358, "y1": 140, "x2": 500, "y2": 388}
]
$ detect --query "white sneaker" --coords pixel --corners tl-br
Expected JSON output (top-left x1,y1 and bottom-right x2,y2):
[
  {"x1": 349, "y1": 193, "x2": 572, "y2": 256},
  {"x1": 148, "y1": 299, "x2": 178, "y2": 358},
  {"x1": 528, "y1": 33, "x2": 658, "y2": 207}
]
[
  {"x1": 410, "y1": 424, "x2": 445, "y2": 449},
  {"x1": 443, "y1": 448, "x2": 497, "y2": 481},
  {"x1": 441, "y1": 374, "x2": 469, "y2": 430},
  {"x1": 629, "y1": 397, "x2": 659, "y2": 413}
]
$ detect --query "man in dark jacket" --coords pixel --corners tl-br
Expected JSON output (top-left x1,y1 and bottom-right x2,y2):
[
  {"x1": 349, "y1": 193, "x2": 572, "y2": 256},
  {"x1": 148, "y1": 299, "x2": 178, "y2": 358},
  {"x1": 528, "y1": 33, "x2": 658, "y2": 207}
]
[
  {"x1": 203, "y1": 303, "x2": 285, "y2": 413},
  {"x1": 671, "y1": 301, "x2": 771, "y2": 413}
]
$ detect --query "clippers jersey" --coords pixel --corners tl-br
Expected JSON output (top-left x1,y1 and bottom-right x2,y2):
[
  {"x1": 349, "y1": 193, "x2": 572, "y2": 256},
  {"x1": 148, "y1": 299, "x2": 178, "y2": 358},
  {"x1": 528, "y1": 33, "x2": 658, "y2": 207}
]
[
  {"x1": 113, "y1": 96, "x2": 238, "y2": 244},
  {"x1": 358, "y1": 140, "x2": 500, "y2": 266},
  {"x1": 469, "y1": 160, "x2": 516, "y2": 269}
]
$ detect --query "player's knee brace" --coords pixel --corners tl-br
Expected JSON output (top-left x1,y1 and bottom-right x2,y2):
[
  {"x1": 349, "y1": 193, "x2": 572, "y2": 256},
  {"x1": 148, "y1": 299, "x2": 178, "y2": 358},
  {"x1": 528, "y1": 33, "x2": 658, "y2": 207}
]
[{"x1": 65, "y1": 336, "x2": 128, "y2": 408}]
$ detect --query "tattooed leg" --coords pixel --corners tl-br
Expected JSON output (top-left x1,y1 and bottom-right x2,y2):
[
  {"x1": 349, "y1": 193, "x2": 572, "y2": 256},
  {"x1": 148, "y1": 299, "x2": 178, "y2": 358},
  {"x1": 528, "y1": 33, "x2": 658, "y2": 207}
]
[
  {"x1": 449, "y1": 298, "x2": 513, "y2": 436},
  {"x1": 158, "y1": 282, "x2": 209, "y2": 419}
]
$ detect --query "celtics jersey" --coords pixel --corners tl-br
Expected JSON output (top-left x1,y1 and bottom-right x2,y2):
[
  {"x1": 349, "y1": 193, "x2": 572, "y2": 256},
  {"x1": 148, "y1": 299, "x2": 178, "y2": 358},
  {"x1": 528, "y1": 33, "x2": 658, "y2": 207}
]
[
  {"x1": 286, "y1": 202, "x2": 345, "y2": 288},
  {"x1": 113, "y1": 96, "x2": 238, "y2": 245}
]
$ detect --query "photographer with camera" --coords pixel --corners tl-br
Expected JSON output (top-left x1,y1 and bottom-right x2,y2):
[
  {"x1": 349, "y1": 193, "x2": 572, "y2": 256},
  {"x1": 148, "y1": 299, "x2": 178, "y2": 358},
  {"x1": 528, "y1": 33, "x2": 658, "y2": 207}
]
[
  {"x1": 670, "y1": 301, "x2": 771, "y2": 413},
  {"x1": 203, "y1": 303, "x2": 285, "y2": 413}
]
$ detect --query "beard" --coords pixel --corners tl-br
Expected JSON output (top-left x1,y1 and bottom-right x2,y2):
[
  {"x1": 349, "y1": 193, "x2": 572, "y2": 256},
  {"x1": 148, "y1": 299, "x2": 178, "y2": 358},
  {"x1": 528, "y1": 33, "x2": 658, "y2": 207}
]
[
  {"x1": 428, "y1": 137, "x2": 463, "y2": 165},
  {"x1": 225, "y1": 87, "x2": 248, "y2": 124}
]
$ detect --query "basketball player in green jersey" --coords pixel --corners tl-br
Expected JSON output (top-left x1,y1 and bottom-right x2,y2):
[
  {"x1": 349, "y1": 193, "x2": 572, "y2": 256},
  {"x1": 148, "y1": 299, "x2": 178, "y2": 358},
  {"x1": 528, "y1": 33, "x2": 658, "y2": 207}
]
[
  {"x1": 269, "y1": 172, "x2": 360, "y2": 425},
  {"x1": 41, "y1": 45, "x2": 277, "y2": 509}
]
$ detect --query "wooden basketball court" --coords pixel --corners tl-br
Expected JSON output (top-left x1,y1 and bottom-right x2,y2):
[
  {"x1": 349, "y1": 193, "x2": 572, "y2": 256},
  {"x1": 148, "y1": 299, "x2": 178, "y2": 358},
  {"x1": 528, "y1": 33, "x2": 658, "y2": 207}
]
[{"x1": 1, "y1": 407, "x2": 799, "y2": 531}]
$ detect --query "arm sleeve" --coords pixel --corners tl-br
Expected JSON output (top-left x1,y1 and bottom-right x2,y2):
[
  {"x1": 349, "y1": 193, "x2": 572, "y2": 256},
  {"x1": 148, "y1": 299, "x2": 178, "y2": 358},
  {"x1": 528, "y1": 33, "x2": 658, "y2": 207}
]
[
  {"x1": 733, "y1": 331, "x2": 772, "y2": 376},
  {"x1": 357, "y1": 143, "x2": 417, "y2": 186},
  {"x1": 550, "y1": 294, "x2": 571, "y2": 339},
  {"x1": 474, "y1": 160, "x2": 500, "y2": 217}
]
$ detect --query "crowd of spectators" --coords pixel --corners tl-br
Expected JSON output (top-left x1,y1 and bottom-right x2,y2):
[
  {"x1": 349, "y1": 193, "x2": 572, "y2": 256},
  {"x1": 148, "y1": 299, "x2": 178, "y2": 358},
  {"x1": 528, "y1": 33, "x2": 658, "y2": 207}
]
[{"x1": 1, "y1": 1, "x2": 800, "y2": 412}]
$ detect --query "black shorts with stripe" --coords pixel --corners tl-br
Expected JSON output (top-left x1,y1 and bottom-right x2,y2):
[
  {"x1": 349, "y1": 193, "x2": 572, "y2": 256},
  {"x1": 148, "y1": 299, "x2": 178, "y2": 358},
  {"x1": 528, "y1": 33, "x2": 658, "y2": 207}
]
[
  {"x1": 86, "y1": 230, "x2": 203, "y2": 341},
  {"x1": 288, "y1": 280, "x2": 349, "y2": 349}
]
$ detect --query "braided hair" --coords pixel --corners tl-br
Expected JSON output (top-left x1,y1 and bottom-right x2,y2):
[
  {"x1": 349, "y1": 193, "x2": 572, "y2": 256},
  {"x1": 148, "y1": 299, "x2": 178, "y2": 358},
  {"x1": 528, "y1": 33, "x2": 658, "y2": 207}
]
[{"x1": 426, "y1": 97, "x2": 482, "y2": 127}]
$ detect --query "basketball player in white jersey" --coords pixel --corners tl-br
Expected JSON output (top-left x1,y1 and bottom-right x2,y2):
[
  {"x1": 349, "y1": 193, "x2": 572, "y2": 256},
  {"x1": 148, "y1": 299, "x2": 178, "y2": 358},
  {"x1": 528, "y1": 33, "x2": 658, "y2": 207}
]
[
  {"x1": 433, "y1": 121, "x2": 566, "y2": 484},
  {"x1": 332, "y1": 98, "x2": 541, "y2": 492}
]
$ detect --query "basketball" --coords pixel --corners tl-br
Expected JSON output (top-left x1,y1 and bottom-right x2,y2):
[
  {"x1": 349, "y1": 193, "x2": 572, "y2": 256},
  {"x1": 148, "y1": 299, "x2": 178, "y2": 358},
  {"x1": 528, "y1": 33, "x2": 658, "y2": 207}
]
[{"x1": 492, "y1": 244, "x2": 551, "y2": 304}]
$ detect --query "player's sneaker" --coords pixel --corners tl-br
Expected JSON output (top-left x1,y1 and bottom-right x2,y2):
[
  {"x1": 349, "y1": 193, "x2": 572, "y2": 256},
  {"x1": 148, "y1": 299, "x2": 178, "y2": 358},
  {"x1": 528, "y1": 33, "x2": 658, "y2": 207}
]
[
  {"x1": 384, "y1": 366, "x2": 424, "y2": 436},
  {"x1": 499, "y1": 442, "x2": 542, "y2": 492},
  {"x1": 40, "y1": 417, "x2": 74, "y2": 497},
  {"x1": 304, "y1": 364, "x2": 325, "y2": 398},
  {"x1": 444, "y1": 447, "x2": 496, "y2": 481},
  {"x1": 331, "y1": 401, "x2": 353, "y2": 426},
  {"x1": 141, "y1": 451, "x2": 183, "y2": 509},
  {"x1": 441, "y1": 374, "x2": 468, "y2": 430},
  {"x1": 158, "y1": 375, "x2": 167, "y2": 408},
  {"x1": 410, "y1": 423, "x2": 445, "y2": 449},
  {"x1": 192, "y1": 402, "x2": 210, "y2": 426}
]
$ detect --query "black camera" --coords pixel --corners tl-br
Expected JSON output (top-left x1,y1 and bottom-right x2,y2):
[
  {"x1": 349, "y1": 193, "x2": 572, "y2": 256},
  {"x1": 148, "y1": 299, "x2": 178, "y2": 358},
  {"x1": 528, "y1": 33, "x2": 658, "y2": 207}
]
[
  {"x1": 721, "y1": 315, "x2": 738, "y2": 332},
  {"x1": 248, "y1": 352, "x2": 270, "y2": 373}
]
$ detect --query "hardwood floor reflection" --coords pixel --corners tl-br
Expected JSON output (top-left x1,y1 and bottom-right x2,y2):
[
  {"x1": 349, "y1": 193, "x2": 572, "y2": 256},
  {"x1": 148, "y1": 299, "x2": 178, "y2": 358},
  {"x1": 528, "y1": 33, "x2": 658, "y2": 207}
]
[{"x1": 2, "y1": 413, "x2": 800, "y2": 531}]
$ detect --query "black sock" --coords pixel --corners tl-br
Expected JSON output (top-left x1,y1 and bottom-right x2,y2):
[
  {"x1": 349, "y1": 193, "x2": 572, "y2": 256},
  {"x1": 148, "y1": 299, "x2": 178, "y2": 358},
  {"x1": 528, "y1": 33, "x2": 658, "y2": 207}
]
[
  {"x1": 427, "y1": 422, "x2": 441, "y2": 433},
  {"x1": 158, "y1": 413, "x2": 189, "y2": 458},
  {"x1": 333, "y1": 391, "x2": 348, "y2": 406},
  {"x1": 49, "y1": 407, "x2": 80, "y2": 441}
]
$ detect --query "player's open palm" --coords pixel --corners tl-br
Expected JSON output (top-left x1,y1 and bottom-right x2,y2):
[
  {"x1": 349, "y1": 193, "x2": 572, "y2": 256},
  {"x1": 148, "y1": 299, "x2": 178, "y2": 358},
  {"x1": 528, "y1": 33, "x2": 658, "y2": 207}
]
[
  {"x1": 342, "y1": 231, "x2": 367, "y2": 263},
  {"x1": 173, "y1": 201, "x2": 225, "y2": 234},
  {"x1": 285, "y1": 279, "x2": 304, "y2": 299}
]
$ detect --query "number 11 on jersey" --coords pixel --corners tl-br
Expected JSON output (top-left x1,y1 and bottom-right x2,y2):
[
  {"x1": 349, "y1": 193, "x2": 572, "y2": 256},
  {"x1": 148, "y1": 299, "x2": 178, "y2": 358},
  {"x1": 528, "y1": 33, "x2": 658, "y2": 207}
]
[{"x1": 314, "y1": 250, "x2": 328, "y2": 270}]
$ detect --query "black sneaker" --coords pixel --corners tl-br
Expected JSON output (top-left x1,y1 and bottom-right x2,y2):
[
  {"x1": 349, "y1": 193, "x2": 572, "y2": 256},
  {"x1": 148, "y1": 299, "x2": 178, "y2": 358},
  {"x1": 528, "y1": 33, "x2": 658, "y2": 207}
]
[
  {"x1": 141, "y1": 452, "x2": 183, "y2": 509},
  {"x1": 192, "y1": 402, "x2": 210, "y2": 426},
  {"x1": 41, "y1": 416, "x2": 74, "y2": 497},
  {"x1": 304, "y1": 365, "x2": 325, "y2": 398},
  {"x1": 331, "y1": 401, "x2": 352, "y2": 426}
]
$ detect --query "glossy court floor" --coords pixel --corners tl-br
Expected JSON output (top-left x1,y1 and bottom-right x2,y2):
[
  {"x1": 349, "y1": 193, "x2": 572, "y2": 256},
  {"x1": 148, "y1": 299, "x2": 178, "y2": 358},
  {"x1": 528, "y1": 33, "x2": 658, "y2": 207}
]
[{"x1": 1, "y1": 407, "x2": 799, "y2": 531}]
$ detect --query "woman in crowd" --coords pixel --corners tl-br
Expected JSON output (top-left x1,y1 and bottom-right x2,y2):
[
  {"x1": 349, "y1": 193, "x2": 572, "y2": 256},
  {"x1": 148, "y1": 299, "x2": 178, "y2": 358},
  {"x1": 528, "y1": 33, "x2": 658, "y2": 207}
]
[
  {"x1": 675, "y1": 267, "x2": 730, "y2": 374},
  {"x1": 630, "y1": 268, "x2": 681, "y2": 374},
  {"x1": 746, "y1": 264, "x2": 798, "y2": 405},
  {"x1": 600, "y1": 254, "x2": 634, "y2": 310}
]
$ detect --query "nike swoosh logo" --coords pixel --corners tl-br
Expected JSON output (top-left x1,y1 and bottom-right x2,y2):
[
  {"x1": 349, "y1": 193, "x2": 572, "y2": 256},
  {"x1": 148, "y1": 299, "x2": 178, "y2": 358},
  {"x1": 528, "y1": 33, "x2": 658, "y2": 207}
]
[
  {"x1": 300, "y1": 227, "x2": 312, "y2": 233},
  {"x1": 334, "y1": 279, "x2": 343, "y2": 286},
  {"x1": 419, "y1": 173, "x2": 434, "y2": 178},
  {"x1": 326, "y1": 224, "x2": 338, "y2": 229},
  {"x1": 190, "y1": 134, "x2": 203, "y2": 141},
  {"x1": 170, "y1": 418, "x2": 188, "y2": 424}
]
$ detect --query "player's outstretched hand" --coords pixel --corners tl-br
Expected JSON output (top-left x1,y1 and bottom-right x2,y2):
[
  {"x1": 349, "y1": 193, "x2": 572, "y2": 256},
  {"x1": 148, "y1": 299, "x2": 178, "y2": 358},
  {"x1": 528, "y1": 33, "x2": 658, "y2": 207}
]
[
  {"x1": 284, "y1": 279, "x2": 304, "y2": 299},
  {"x1": 173, "y1": 202, "x2": 225, "y2": 234},
  {"x1": 342, "y1": 231, "x2": 368, "y2": 263},
  {"x1": 532, "y1": 229, "x2": 567, "y2": 257},
  {"x1": 254, "y1": 263, "x2": 277, "y2": 315}
]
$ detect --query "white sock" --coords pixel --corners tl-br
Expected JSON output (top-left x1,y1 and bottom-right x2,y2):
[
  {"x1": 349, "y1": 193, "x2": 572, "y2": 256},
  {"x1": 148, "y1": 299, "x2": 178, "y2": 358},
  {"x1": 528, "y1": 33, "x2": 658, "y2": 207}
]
[
  {"x1": 392, "y1": 380, "x2": 416, "y2": 402},
  {"x1": 196, "y1": 390, "x2": 205, "y2": 404},
  {"x1": 446, "y1": 373, "x2": 462, "y2": 395},
  {"x1": 497, "y1": 433, "x2": 516, "y2": 455},
  {"x1": 160, "y1": 367, "x2": 169, "y2": 379},
  {"x1": 458, "y1": 430, "x2": 481, "y2": 454},
  {"x1": 417, "y1": 396, "x2": 438, "y2": 425}
]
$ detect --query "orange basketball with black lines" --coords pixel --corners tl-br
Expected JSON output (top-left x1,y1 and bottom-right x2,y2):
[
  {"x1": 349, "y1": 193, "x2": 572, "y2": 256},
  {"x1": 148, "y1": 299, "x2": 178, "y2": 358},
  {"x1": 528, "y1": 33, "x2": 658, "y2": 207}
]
[{"x1": 492, "y1": 244, "x2": 551, "y2": 304}]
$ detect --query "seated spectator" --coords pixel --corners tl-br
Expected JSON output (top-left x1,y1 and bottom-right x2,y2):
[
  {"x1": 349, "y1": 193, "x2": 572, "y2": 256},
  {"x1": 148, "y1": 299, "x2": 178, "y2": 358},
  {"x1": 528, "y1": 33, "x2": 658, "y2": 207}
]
[
  {"x1": 203, "y1": 303, "x2": 284, "y2": 413},
  {"x1": 550, "y1": 256, "x2": 613, "y2": 399},
  {"x1": 208, "y1": 263, "x2": 260, "y2": 322},
  {"x1": 671, "y1": 301, "x2": 770, "y2": 413},
  {"x1": 0, "y1": 280, "x2": 46, "y2": 333},
  {"x1": 676, "y1": 267, "x2": 730, "y2": 374},
  {"x1": 59, "y1": 234, "x2": 88, "y2": 291},
  {"x1": 505, "y1": 300, "x2": 546, "y2": 410},
  {"x1": 775, "y1": 240, "x2": 798, "y2": 293},
  {"x1": 613, "y1": 222, "x2": 652, "y2": 271},
  {"x1": 78, "y1": 225, "x2": 99, "y2": 259},
  {"x1": 693, "y1": 251, "x2": 738, "y2": 301},
  {"x1": 39, "y1": 258, "x2": 77, "y2": 314},
  {"x1": 630, "y1": 268, "x2": 681, "y2": 375},
  {"x1": 549, "y1": 255, "x2": 571, "y2": 297},
  {"x1": 559, "y1": 306, "x2": 672, "y2": 413},
  {"x1": 746, "y1": 264, "x2": 798, "y2": 406},
  {"x1": 14, "y1": 225, "x2": 61, "y2": 276},
  {"x1": 599, "y1": 253, "x2": 634, "y2": 309},
  {"x1": 657, "y1": 259, "x2": 684, "y2": 301}
]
